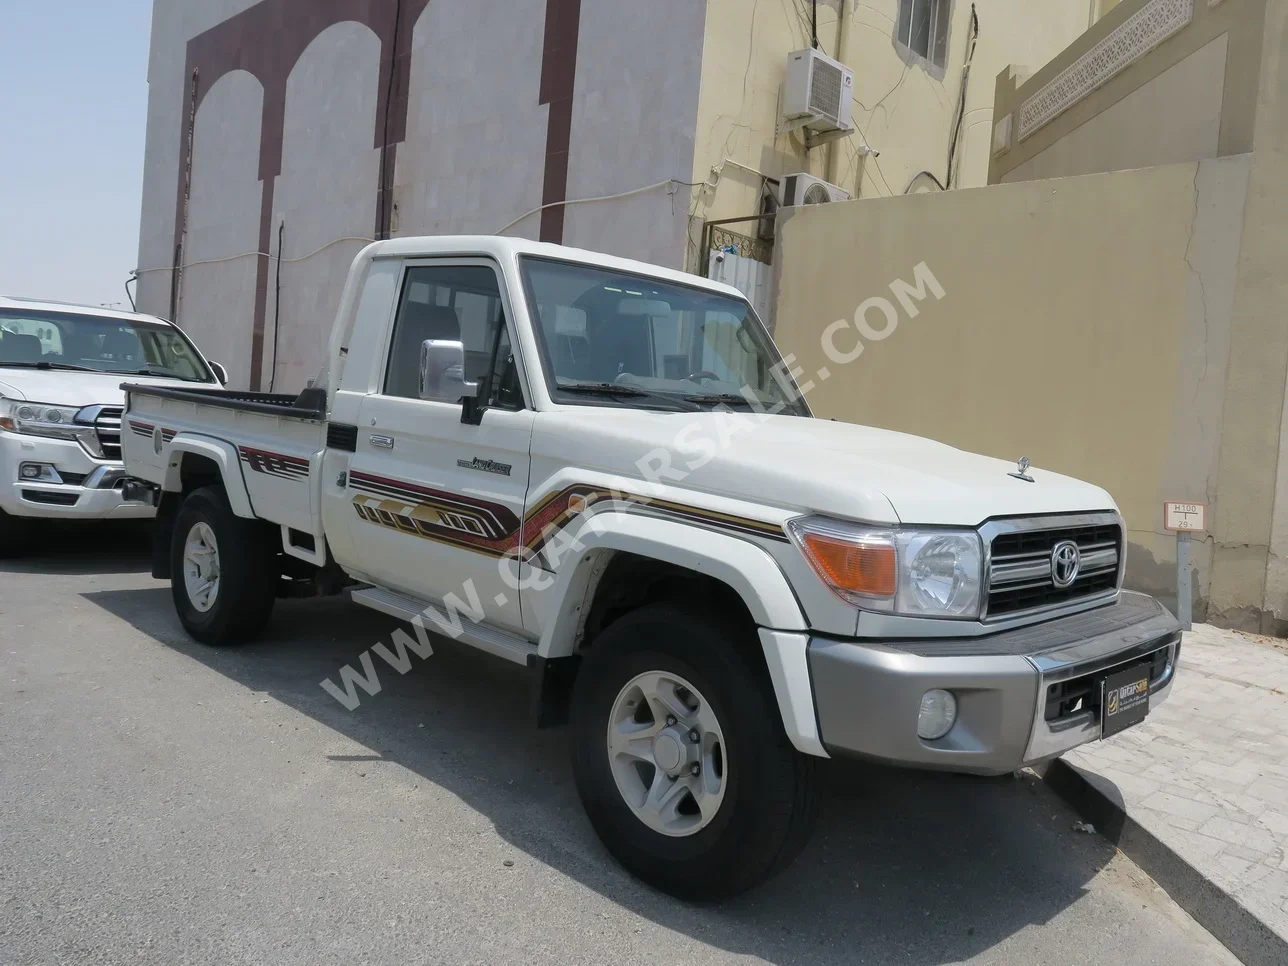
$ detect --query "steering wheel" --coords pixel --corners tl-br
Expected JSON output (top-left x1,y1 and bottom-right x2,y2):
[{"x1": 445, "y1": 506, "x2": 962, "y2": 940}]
[{"x1": 686, "y1": 370, "x2": 720, "y2": 383}]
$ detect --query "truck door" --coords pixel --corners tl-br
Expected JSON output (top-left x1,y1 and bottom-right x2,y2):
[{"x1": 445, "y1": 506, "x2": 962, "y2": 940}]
[{"x1": 346, "y1": 258, "x2": 534, "y2": 634}]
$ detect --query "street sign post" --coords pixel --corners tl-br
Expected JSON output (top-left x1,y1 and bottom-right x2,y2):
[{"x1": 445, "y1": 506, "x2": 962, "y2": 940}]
[{"x1": 1164, "y1": 502, "x2": 1206, "y2": 631}]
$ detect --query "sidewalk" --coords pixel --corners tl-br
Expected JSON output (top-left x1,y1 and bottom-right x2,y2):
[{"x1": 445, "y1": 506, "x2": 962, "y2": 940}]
[{"x1": 1046, "y1": 622, "x2": 1288, "y2": 966}]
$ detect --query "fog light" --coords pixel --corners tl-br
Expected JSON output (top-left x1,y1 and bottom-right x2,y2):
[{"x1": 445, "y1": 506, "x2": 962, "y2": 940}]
[
  {"x1": 917, "y1": 689, "x2": 957, "y2": 740},
  {"x1": 19, "y1": 463, "x2": 60, "y2": 483}
]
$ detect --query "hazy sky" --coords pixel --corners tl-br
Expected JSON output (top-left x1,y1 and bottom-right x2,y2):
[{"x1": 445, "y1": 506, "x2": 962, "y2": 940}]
[{"x1": 0, "y1": 2, "x2": 153, "y2": 310}]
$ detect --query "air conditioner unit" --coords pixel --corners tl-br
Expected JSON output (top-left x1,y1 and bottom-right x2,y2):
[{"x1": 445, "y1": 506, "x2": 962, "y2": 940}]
[
  {"x1": 783, "y1": 48, "x2": 855, "y2": 135},
  {"x1": 780, "y1": 173, "x2": 850, "y2": 207}
]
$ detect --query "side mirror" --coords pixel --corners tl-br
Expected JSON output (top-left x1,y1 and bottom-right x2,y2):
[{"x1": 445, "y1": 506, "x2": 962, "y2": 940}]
[
  {"x1": 419, "y1": 340, "x2": 479, "y2": 403},
  {"x1": 209, "y1": 361, "x2": 228, "y2": 385}
]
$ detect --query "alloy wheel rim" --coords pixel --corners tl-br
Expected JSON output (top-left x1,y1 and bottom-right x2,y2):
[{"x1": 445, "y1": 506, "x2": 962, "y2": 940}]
[
  {"x1": 606, "y1": 670, "x2": 727, "y2": 837},
  {"x1": 182, "y1": 522, "x2": 221, "y2": 614}
]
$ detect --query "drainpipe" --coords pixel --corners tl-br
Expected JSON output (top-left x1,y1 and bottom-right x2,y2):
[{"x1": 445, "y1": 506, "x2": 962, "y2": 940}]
[
  {"x1": 170, "y1": 67, "x2": 199, "y2": 325},
  {"x1": 826, "y1": 0, "x2": 849, "y2": 185}
]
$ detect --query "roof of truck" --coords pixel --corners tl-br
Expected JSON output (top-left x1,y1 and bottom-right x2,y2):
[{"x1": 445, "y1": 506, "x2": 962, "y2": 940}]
[
  {"x1": 362, "y1": 236, "x2": 748, "y2": 300},
  {"x1": 0, "y1": 295, "x2": 171, "y2": 326}
]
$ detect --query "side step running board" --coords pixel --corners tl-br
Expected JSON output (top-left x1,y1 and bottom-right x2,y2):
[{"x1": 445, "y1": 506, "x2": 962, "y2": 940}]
[{"x1": 349, "y1": 586, "x2": 537, "y2": 666}]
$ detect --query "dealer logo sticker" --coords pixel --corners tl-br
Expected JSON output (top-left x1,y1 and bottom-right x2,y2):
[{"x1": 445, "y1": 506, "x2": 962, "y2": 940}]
[{"x1": 1106, "y1": 677, "x2": 1148, "y2": 716}]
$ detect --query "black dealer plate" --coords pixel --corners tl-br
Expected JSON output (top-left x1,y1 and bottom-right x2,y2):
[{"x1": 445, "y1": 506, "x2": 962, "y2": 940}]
[{"x1": 1101, "y1": 662, "x2": 1151, "y2": 738}]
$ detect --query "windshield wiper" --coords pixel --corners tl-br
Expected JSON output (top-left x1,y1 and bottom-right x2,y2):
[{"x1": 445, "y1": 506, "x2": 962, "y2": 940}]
[
  {"x1": 555, "y1": 381, "x2": 702, "y2": 411},
  {"x1": 109, "y1": 366, "x2": 184, "y2": 378},
  {"x1": 557, "y1": 381, "x2": 649, "y2": 398},
  {"x1": 682, "y1": 392, "x2": 762, "y2": 408},
  {"x1": 0, "y1": 361, "x2": 100, "y2": 373}
]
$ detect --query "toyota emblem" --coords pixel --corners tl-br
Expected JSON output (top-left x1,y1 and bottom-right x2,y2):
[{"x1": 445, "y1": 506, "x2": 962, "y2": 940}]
[{"x1": 1050, "y1": 540, "x2": 1081, "y2": 588}]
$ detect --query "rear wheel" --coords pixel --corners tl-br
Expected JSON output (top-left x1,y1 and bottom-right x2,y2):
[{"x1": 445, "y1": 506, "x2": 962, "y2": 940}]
[
  {"x1": 569, "y1": 602, "x2": 820, "y2": 899},
  {"x1": 0, "y1": 508, "x2": 34, "y2": 559},
  {"x1": 170, "y1": 485, "x2": 276, "y2": 645}
]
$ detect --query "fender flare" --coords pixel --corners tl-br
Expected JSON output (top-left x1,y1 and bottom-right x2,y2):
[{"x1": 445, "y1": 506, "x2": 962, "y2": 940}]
[
  {"x1": 160, "y1": 434, "x2": 256, "y2": 519},
  {"x1": 535, "y1": 512, "x2": 807, "y2": 658}
]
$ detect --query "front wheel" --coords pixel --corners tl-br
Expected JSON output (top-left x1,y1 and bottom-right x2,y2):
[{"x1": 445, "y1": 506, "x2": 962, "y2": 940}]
[
  {"x1": 569, "y1": 602, "x2": 820, "y2": 899},
  {"x1": 170, "y1": 485, "x2": 276, "y2": 645}
]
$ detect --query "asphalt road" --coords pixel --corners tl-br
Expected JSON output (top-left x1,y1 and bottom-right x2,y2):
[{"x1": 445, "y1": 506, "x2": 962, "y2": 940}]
[{"x1": 0, "y1": 527, "x2": 1238, "y2": 965}]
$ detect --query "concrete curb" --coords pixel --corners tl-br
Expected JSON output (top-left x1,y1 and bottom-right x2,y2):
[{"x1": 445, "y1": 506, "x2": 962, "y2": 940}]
[{"x1": 1044, "y1": 758, "x2": 1286, "y2": 966}]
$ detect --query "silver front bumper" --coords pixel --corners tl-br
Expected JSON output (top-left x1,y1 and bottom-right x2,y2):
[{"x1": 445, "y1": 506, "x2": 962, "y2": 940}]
[{"x1": 807, "y1": 593, "x2": 1180, "y2": 775}]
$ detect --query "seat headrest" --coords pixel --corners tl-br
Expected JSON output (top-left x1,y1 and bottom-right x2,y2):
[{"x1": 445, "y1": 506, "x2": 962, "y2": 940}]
[
  {"x1": 401, "y1": 303, "x2": 461, "y2": 343},
  {"x1": 1, "y1": 332, "x2": 42, "y2": 363},
  {"x1": 387, "y1": 304, "x2": 463, "y2": 396}
]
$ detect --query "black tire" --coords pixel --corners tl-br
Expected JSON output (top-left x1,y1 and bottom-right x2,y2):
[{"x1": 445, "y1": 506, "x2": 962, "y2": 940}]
[
  {"x1": 170, "y1": 485, "x2": 276, "y2": 645},
  {"x1": 0, "y1": 508, "x2": 34, "y2": 559},
  {"x1": 570, "y1": 602, "x2": 820, "y2": 900}
]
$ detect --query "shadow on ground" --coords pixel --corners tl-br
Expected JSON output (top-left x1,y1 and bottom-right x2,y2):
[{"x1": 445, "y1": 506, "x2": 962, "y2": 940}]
[
  {"x1": 1, "y1": 521, "x2": 151, "y2": 575},
  {"x1": 83, "y1": 584, "x2": 1117, "y2": 965}
]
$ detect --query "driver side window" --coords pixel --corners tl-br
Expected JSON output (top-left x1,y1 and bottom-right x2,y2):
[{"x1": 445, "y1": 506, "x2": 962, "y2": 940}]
[{"x1": 384, "y1": 263, "x2": 523, "y2": 409}]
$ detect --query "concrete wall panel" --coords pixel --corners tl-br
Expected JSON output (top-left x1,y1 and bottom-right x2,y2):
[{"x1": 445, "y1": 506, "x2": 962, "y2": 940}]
[
  {"x1": 174, "y1": 70, "x2": 265, "y2": 389},
  {"x1": 561, "y1": 0, "x2": 705, "y2": 269},
  {"x1": 1001, "y1": 35, "x2": 1228, "y2": 185},
  {"x1": 135, "y1": 0, "x2": 265, "y2": 320},
  {"x1": 771, "y1": 159, "x2": 1253, "y2": 616},
  {"x1": 394, "y1": 0, "x2": 549, "y2": 240},
  {"x1": 270, "y1": 21, "x2": 383, "y2": 392}
]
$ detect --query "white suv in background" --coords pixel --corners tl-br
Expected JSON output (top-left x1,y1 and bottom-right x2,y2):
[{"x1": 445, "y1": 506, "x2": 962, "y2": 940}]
[{"x1": 0, "y1": 297, "x2": 225, "y2": 557}]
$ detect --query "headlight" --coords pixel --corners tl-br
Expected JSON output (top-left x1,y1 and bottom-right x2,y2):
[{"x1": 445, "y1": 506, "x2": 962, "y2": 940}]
[
  {"x1": 788, "y1": 516, "x2": 983, "y2": 619},
  {"x1": 0, "y1": 399, "x2": 102, "y2": 455}
]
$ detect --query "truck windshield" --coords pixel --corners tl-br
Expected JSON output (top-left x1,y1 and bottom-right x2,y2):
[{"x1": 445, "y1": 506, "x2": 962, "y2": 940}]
[
  {"x1": 0, "y1": 309, "x2": 213, "y2": 382},
  {"x1": 519, "y1": 257, "x2": 809, "y2": 416}
]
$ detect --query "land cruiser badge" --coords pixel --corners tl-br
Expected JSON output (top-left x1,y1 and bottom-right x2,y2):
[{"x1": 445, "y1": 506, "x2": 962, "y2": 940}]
[{"x1": 458, "y1": 457, "x2": 512, "y2": 477}]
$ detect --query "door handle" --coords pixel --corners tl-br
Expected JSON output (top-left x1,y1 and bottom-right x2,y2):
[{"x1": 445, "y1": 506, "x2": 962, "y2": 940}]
[{"x1": 369, "y1": 434, "x2": 395, "y2": 449}]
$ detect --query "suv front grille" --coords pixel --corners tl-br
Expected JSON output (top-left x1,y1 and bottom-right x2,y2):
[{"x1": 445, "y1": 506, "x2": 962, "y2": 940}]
[
  {"x1": 95, "y1": 406, "x2": 123, "y2": 461},
  {"x1": 986, "y1": 519, "x2": 1121, "y2": 619}
]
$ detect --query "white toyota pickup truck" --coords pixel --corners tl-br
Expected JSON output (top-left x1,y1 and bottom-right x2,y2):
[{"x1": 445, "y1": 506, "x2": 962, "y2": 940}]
[
  {"x1": 121, "y1": 236, "x2": 1180, "y2": 898},
  {"x1": 0, "y1": 296, "x2": 225, "y2": 556}
]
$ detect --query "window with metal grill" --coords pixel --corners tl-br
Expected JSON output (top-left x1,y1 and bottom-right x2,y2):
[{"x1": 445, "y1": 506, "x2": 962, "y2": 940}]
[{"x1": 897, "y1": 0, "x2": 951, "y2": 69}]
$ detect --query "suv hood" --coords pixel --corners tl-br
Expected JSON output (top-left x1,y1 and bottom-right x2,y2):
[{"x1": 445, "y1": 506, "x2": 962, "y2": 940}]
[
  {"x1": 0, "y1": 369, "x2": 208, "y2": 408},
  {"x1": 533, "y1": 409, "x2": 1117, "y2": 527}
]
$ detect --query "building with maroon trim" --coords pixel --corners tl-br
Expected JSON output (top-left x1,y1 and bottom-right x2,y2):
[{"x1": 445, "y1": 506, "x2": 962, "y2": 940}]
[{"x1": 133, "y1": 0, "x2": 1088, "y2": 392}]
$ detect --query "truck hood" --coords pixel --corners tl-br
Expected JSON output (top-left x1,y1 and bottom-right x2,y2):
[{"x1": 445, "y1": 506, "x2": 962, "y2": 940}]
[
  {"x1": 533, "y1": 409, "x2": 1117, "y2": 526},
  {"x1": 0, "y1": 369, "x2": 209, "y2": 408}
]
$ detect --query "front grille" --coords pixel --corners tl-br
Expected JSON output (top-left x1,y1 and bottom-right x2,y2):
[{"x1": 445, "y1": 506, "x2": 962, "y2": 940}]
[
  {"x1": 986, "y1": 519, "x2": 1121, "y2": 619},
  {"x1": 58, "y1": 471, "x2": 88, "y2": 487},
  {"x1": 1044, "y1": 641, "x2": 1174, "y2": 724},
  {"x1": 95, "y1": 406, "x2": 123, "y2": 461}
]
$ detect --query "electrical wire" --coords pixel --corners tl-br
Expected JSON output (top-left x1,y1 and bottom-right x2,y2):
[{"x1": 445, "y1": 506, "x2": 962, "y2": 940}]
[
  {"x1": 945, "y1": 3, "x2": 980, "y2": 188},
  {"x1": 134, "y1": 235, "x2": 376, "y2": 275},
  {"x1": 851, "y1": 2, "x2": 895, "y2": 26},
  {"x1": 903, "y1": 169, "x2": 947, "y2": 193},
  {"x1": 376, "y1": 0, "x2": 404, "y2": 240},
  {"x1": 494, "y1": 179, "x2": 701, "y2": 236}
]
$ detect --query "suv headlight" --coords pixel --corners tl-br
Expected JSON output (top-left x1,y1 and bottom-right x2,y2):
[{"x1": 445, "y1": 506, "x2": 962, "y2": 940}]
[
  {"x1": 788, "y1": 516, "x2": 983, "y2": 619},
  {"x1": 0, "y1": 399, "x2": 102, "y2": 456}
]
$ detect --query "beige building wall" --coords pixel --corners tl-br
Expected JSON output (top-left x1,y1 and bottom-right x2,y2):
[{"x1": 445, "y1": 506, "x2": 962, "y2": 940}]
[
  {"x1": 1213, "y1": 0, "x2": 1288, "y2": 632},
  {"x1": 685, "y1": 0, "x2": 1092, "y2": 273},
  {"x1": 771, "y1": 157, "x2": 1253, "y2": 619},
  {"x1": 990, "y1": 0, "x2": 1267, "y2": 185}
]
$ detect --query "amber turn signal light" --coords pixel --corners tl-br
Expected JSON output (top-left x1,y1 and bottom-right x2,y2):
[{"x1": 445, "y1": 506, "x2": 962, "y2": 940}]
[{"x1": 798, "y1": 531, "x2": 897, "y2": 598}]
